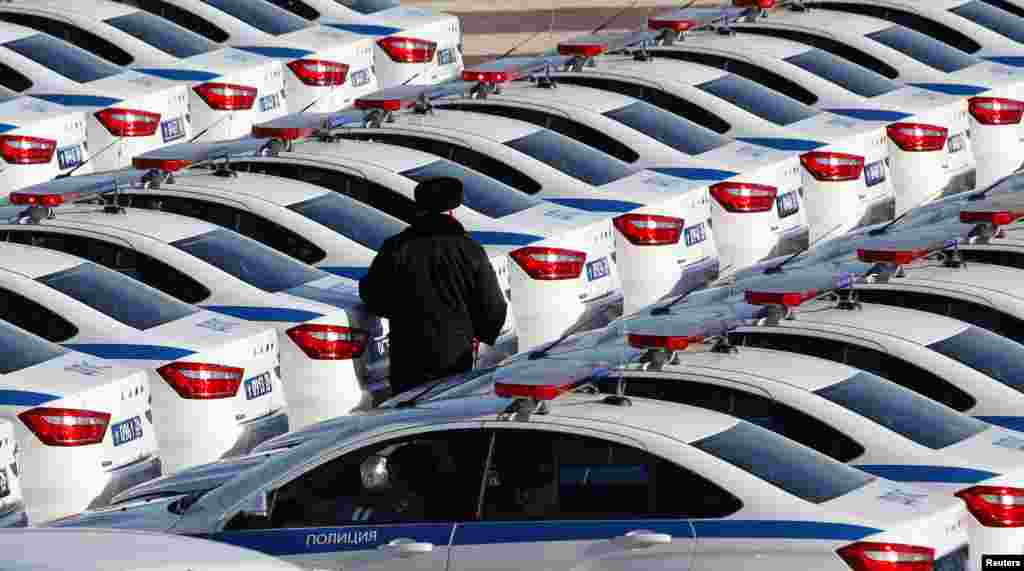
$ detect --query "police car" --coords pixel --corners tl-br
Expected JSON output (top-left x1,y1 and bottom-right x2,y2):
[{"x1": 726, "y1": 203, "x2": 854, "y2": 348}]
[
  {"x1": 0, "y1": 21, "x2": 191, "y2": 172},
  {"x1": 3, "y1": 528, "x2": 305, "y2": 571},
  {"x1": 7, "y1": 174, "x2": 383, "y2": 430},
  {"x1": 0, "y1": 96, "x2": 91, "y2": 195},
  {"x1": 0, "y1": 319, "x2": 159, "y2": 524},
  {"x1": 730, "y1": 5, "x2": 1024, "y2": 190},
  {"x1": 0, "y1": 241, "x2": 284, "y2": 476},
  {"x1": 46, "y1": 372, "x2": 970, "y2": 571},
  {"x1": 0, "y1": 420, "x2": 26, "y2": 528},
  {"x1": 0, "y1": 0, "x2": 290, "y2": 142},
  {"x1": 112, "y1": 0, "x2": 379, "y2": 113}
]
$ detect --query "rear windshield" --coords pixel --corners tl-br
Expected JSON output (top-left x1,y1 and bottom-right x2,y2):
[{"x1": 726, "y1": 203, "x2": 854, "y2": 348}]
[
  {"x1": 866, "y1": 26, "x2": 979, "y2": 73},
  {"x1": 38, "y1": 263, "x2": 198, "y2": 330},
  {"x1": 815, "y1": 371, "x2": 989, "y2": 450},
  {"x1": 504, "y1": 129, "x2": 635, "y2": 186},
  {"x1": 400, "y1": 160, "x2": 543, "y2": 219},
  {"x1": 288, "y1": 192, "x2": 406, "y2": 251},
  {"x1": 603, "y1": 101, "x2": 731, "y2": 156},
  {"x1": 4, "y1": 33, "x2": 123, "y2": 84},
  {"x1": 693, "y1": 421, "x2": 875, "y2": 503},
  {"x1": 105, "y1": 11, "x2": 218, "y2": 58},
  {"x1": 951, "y1": 1, "x2": 1024, "y2": 43},
  {"x1": 696, "y1": 74, "x2": 820, "y2": 126},
  {"x1": 0, "y1": 320, "x2": 67, "y2": 374},
  {"x1": 784, "y1": 49, "x2": 901, "y2": 98},
  {"x1": 928, "y1": 326, "x2": 1024, "y2": 393},
  {"x1": 172, "y1": 229, "x2": 326, "y2": 293},
  {"x1": 200, "y1": 0, "x2": 311, "y2": 35}
]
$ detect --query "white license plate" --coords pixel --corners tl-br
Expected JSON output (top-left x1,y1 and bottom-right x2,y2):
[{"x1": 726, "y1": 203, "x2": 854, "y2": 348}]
[
  {"x1": 438, "y1": 48, "x2": 455, "y2": 66},
  {"x1": 244, "y1": 372, "x2": 273, "y2": 400},
  {"x1": 160, "y1": 117, "x2": 185, "y2": 143},
  {"x1": 350, "y1": 68, "x2": 371, "y2": 87},
  {"x1": 57, "y1": 145, "x2": 82, "y2": 171},
  {"x1": 258, "y1": 93, "x2": 280, "y2": 112},
  {"x1": 684, "y1": 222, "x2": 707, "y2": 246},
  {"x1": 948, "y1": 133, "x2": 965, "y2": 154},
  {"x1": 111, "y1": 416, "x2": 144, "y2": 447},
  {"x1": 864, "y1": 160, "x2": 886, "y2": 187},
  {"x1": 586, "y1": 257, "x2": 610, "y2": 281},
  {"x1": 776, "y1": 191, "x2": 800, "y2": 218}
]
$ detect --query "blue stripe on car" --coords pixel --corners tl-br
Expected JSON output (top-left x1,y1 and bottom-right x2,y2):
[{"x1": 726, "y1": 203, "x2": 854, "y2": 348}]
[
  {"x1": 234, "y1": 47, "x2": 315, "y2": 59},
  {"x1": 647, "y1": 167, "x2": 739, "y2": 181},
  {"x1": 469, "y1": 232, "x2": 544, "y2": 246},
  {"x1": 853, "y1": 465, "x2": 998, "y2": 484},
  {"x1": 734, "y1": 138, "x2": 827, "y2": 152},
  {"x1": 319, "y1": 267, "x2": 369, "y2": 280},
  {"x1": 132, "y1": 68, "x2": 220, "y2": 82},
  {"x1": 0, "y1": 390, "x2": 60, "y2": 406},
  {"x1": 976, "y1": 416, "x2": 1024, "y2": 432},
  {"x1": 544, "y1": 198, "x2": 645, "y2": 213},
  {"x1": 322, "y1": 23, "x2": 403, "y2": 36},
  {"x1": 690, "y1": 520, "x2": 881, "y2": 540},
  {"x1": 908, "y1": 83, "x2": 990, "y2": 96},
  {"x1": 824, "y1": 109, "x2": 913, "y2": 122},
  {"x1": 61, "y1": 344, "x2": 195, "y2": 361},
  {"x1": 983, "y1": 56, "x2": 1024, "y2": 68},
  {"x1": 0, "y1": 124, "x2": 17, "y2": 134},
  {"x1": 31, "y1": 94, "x2": 123, "y2": 108},
  {"x1": 201, "y1": 306, "x2": 324, "y2": 323}
]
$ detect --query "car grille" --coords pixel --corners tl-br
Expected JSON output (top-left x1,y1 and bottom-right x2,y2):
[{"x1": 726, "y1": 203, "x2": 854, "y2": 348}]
[{"x1": 935, "y1": 545, "x2": 968, "y2": 571}]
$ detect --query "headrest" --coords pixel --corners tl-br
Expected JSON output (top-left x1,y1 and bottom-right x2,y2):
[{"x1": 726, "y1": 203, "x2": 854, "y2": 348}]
[{"x1": 414, "y1": 176, "x2": 463, "y2": 213}]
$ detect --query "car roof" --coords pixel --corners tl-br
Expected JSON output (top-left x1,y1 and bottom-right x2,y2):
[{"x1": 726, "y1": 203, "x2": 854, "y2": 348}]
[
  {"x1": 788, "y1": 299, "x2": 971, "y2": 345},
  {"x1": 0, "y1": 96, "x2": 81, "y2": 125},
  {"x1": 30, "y1": 206, "x2": 219, "y2": 244},
  {"x1": 589, "y1": 54, "x2": 732, "y2": 86},
  {"x1": 384, "y1": 108, "x2": 543, "y2": 143},
  {"x1": 2, "y1": 0, "x2": 138, "y2": 21},
  {"x1": 769, "y1": 7, "x2": 895, "y2": 36},
  {"x1": 290, "y1": 139, "x2": 439, "y2": 173},
  {"x1": 495, "y1": 82, "x2": 640, "y2": 114},
  {"x1": 668, "y1": 346, "x2": 859, "y2": 392},
  {"x1": 683, "y1": 31, "x2": 815, "y2": 60},
  {"x1": 165, "y1": 171, "x2": 332, "y2": 207},
  {"x1": 860, "y1": 262, "x2": 1024, "y2": 300},
  {"x1": 0, "y1": 242, "x2": 86, "y2": 279},
  {"x1": 0, "y1": 21, "x2": 44, "y2": 44}
]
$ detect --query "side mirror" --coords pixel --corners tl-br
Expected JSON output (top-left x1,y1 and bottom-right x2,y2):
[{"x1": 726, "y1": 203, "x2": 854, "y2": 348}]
[{"x1": 238, "y1": 491, "x2": 273, "y2": 519}]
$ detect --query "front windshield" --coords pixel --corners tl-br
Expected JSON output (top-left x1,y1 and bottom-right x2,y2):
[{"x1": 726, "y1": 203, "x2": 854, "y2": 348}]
[
  {"x1": 172, "y1": 229, "x2": 327, "y2": 293},
  {"x1": 288, "y1": 192, "x2": 406, "y2": 251},
  {"x1": 38, "y1": 263, "x2": 198, "y2": 330},
  {"x1": 696, "y1": 74, "x2": 820, "y2": 126},
  {"x1": 0, "y1": 320, "x2": 68, "y2": 374},
  {"x1": 105, "y1": 11, "x2": 219, "y2": 58},
  {"x1": 603, "y1": 101, "x2": 732, "y2": 156},
  {"x1": 400, "y1": 160, "x2": 543, "y2": 219},
  {"x1": 505, "y1": 129, "x2": 635, "y2": 186},
  {"x1": 201, "y1": 0, "x2": 311, "y2": 35},
  {"x1": 866, "y1": 26, "x2": 979, "y2": 73},
  {"x1": 784, "y1": 49, "x2": 902, "y2": 98},
  {"x1": 4, "y1": 34, "x2": 123, "y2": 84},
  {"x1": 928, "y1": 326, "x2": 1024, "y2": 393}
]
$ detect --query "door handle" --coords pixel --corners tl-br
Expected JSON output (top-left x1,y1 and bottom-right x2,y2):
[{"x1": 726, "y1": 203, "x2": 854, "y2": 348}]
[
  {"x1": 616, "y1": 529, "x2": 672, "y2": 549},
  {"x1": 378, "y1": 538, "x2": 435, "y2": 557}
]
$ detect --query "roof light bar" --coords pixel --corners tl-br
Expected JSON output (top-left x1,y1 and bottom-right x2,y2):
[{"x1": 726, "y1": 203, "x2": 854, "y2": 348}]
[
  {"x1": 132, "y1": 137, "x2": 274, "y2": 172},
  {"x1": 250, "y1": 110, "x2": 365, "y2": 141},
  {"x1": 461, "y1": 55, "x2": 570, "y2": 85},
  {"x1": 744, "y1": 269, "x2": 853, "y2": 307},
  {"x1": 494, "y1": 381, "x2": 575, "y2": 401},
  {"x1": 855, "y1": 236, "x2": 957, "y2": 265},
  {"x1": 647, "y1": 6, "x2": 751, "y2": 33},
  {"x1": 5, "y1": 169, "x2": 148, "y2": 211},
  {"x1": 556, "y1": 30, "x2": 660, "y2": 59},
  {"x1": 960, "y1": 207, "x2": 1024, "y2": 226}
]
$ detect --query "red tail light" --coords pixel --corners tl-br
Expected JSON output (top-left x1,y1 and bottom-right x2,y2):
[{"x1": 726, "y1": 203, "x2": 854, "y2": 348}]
[
  {"x1": 0, "y1": 135, "x2": 56, "y2": 165},
  {"x1": 510, "y1": 246, "x2": 586, "y2": 280},
  {"x1": 378, "y1": 36, "x2": 437, "y2": 63},
  {"x1": 286, "y1": 324, "x2": 368, "y2": 360},
  {"x1": 157, "y1": 362, "x2": 243, "y2": 399},
  {"x1": 193, "y1": 82, "x2": 257, "y2": 111},
  {"x1": 613, "y1": 213, "x2": 684, "y2": 246},
  {"x1": 968, "y1": 97, "x2": 1024, "y2": 126},
  {"x1": 94, "y1": 108, "x2": 161, "y2": 137},
  {"x1": 956, "y1": 485, "x2": 1024, "y2": 527},
  {"x1": 800, "y1": 151, "x2": 865, "y2": 181},
  {"x1": 886, "y1": 123, "x2": 948, "y2": 152},
  {"x1": 287, "y1": 59, "x2": 349, "y2": 86},
  {"x1": 18, "y1": 407, "x2": 110, "y2": 447},
  {"x1": 734, "y1": 0, "x2": 777, "y2": 8},
  {"x1": 709, "y1": 182, "x2": 777, "y2": 213},
  {"x1": 837, "y1": 542, "x2": 933, "y2": 571}
]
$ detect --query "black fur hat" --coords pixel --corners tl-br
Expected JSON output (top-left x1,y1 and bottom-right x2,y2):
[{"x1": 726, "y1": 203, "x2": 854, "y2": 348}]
[{"x1": 414, "y1": 176, "x2": 463, "y2": 213}]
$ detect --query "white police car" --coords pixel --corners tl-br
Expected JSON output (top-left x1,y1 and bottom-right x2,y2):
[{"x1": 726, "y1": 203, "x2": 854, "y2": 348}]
[
  {"x1": 6, "y1": 175, "x2": 383, "y2": 430},
  {"x1": 0, "y1": 419, "x2": 26, "y2": 528},
  {"x1": 45, "y1": 373, "x2": 970, "y2": 571},
  {"x1": 0, "y1": 21, "x2": 191, "y2": 172},
  {"x1": 0, "y1": 0, "x2": 290, "y2": 142},
  {"x1": 117, "y1": 0, "x2": 379, "y2": 113},
  {"x1": 0, "y1": 96, "x2": 91, "y2": 196},
  {"x1": 0, "y1": 319, "x2": 159, "y2": 524},
  {"x1": 0, "y1": 241, "x2": 283, "y2": 476}
]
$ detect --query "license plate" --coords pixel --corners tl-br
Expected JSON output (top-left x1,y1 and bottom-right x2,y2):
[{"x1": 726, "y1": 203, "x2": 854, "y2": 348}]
[
  {"x1": 244, "y1": 372, "x2": 273, "y2": 400},
  {"x1": 586, "y1": 257, "x2": 610, "y2": 281},
  {"x1": 56, "y1": 145, "x2": 82, "y2": 171},
  {"x1": 438, "y1": 48, "x2": 455, "y2": 66},
  {"x1": 864, "y1": 160, "x2": 886, "y2": 188},
  {"x1": 350, "y1": 68, "x2": 371, "y2": 87},
  {"x1": 160, "y1": 117, "x2": 185, "y2": 143},
  {"x1": 258, "y1": 93, "x2": 280, "y2": 113},
  {"x1": 776, "y1": 191, "x2": 800, "y2": 218},
  {"x1": 111, "y1": 416, "x2": 144, "y2": 447},
  {"x1": 948, "y1": 133, "x2": 965, "y2": 154},
  {"x1": 684, "y1": 222, "x2": 707, "y2": 246},
  {"x1": 0, "y1": 469, "x2": 8, "y2": 499}
]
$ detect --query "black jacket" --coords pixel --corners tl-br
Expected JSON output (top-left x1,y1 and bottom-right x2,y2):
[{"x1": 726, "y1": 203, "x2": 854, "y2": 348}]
[{"x1": 359, "y1": 214, "x2": 508, "y2": 391}]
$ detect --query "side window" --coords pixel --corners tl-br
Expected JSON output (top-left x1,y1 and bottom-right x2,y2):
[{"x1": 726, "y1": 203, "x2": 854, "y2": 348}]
[
  {"x1": 114, "y1": 0, "x2": 230, "y2": 43},
  {"x1": 482, "y1": 429, "x2": 742, "y2": 521},
  {"x1": 730, "y1": 331, "x2": 846, "y2": 362},
  {"x1": 0, "y1": 12, "x2": 134, "y2": 65},
  {"x1": 961, "y1": 249, "x2": 1024, "y2": 270},
  {"x1": 2, "y1": 230, "x2": 211, "y2": 304},
  {"x1": 253, "y1": 430, "x2": 491, "y2": 529},
  {"x1": 0, "y1": 286, "x2": 78, "y2": 343},
  {"x1": 262, "y1": 0, "x2": 320, "y2": 20},
  {"x1": 855, "y1": 289, "x2": 1024, "y2": 343},
  {"x1": 0, "y1": 60, "x2": 32, "y2": 93},
  {"x1": 601, "y1": 378, "x2": 864, "y2": 462},
  {"x1": 649, "y1": 51, "x2": 819, "y2": 106},
  {"x1": 984, "y1": 0, "x2": 1024, "y2": 18},
  {"x1": 804, "y1": 2, "x2": 982, "y2": 54},
  {"x1": 737, "y1": 28, "x2": 901, "y2": 79},
  {"x1": 841, "y1": 345, "x2": 977, "y2": 412},
  {"x1": 339, "y1": 132, "x2": 455, "y2": 160}
]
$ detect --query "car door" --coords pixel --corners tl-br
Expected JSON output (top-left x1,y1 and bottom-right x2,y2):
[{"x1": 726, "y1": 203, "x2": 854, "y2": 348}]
[{"x1": 449, "y1": 425, "x2": 697, "y2": 571}]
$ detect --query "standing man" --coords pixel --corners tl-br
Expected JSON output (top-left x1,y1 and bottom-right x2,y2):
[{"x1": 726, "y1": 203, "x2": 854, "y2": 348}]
[{"x1": 359, "y1": 177, "x2": 508, "y2": 396}]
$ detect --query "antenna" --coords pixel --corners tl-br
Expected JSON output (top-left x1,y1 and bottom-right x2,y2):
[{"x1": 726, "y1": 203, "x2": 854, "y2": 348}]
[
  {"x1": 764, "y1": 222, "x2": 844, "y2": 275},
  {"x1": 56, "y1": 133, "x2": 124, "y2": 179}
]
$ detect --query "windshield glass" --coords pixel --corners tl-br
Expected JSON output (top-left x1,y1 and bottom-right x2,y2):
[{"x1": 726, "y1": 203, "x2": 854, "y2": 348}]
[
  {"x1": 866, "y1": 26, "x2": 979, "y2": 73},
  {"x1": 603, "y1": 100, "x2": 731, "y2": 156},
  {"x1": 696, "y1": 74, "x2": 820, "y2": 126},
  {"x1": 693, "y1": 421, "x2": 875, "y2": 503},
  {"x1": 951, "y1": 1, "x2": 1024, "y2": 43},
  {"x1": 784, "y1": 49, "x2": 901, "y2": 98},
  {"x1": 505, "y1": 129, "x2": 635, "y2": 186},
  {"x1": 39, "y1": 263, "x2": 198, "y2": 330},
  {"x1": 4, "y1": 34, "x2": 123, "y2": 84},
  {"x1": 400, "y1": 160, "x2": 543, "y2": 219},
  {"x1": 201, "y1": 0, "x2": 311, "y2": 35},
  {"x1": 172, "y1": 229, "x2": 326, "y2": 293},
  {"x1": 815, "y1": 371, "x2": 989, "y2": 449},
  {"x1": 105, "y1": 12, "x2": 218, "y2": 58},
  {"x1": 0, "y1": 320, "x2": 68, "y2": 374},
  {"x1": 288, "y1": 192, "x2": 406, "y2": 251},
  {"x1": 928, "y1": 326, "x2": 1024, "y2": 393}
]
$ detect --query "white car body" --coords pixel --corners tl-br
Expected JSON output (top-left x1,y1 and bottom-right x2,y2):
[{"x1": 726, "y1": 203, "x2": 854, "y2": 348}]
[
  {"x1": 0, "y1": 96, "x2": 91, "y2": 196},
  {"x1": 0, "y1": 242, "x2": 284, "y2": 478}
]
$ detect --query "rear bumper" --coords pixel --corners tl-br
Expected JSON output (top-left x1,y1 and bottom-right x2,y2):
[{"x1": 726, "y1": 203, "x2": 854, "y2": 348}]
[
  {"x1": 856, "y1": 196, "x2": 896, "y2": 229},
  {"x1": 939, "y1": 167, "x2": 977, "y2": 199},
  {"x1": 87, "y1": 454, "x2": 162, "y2": 510},
  {"x1": 764, "y1": 226, "x2": 810, "y2": 260},
  {"x1": 222, "y1": 409, "x2": 290, "y2": 459}
]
